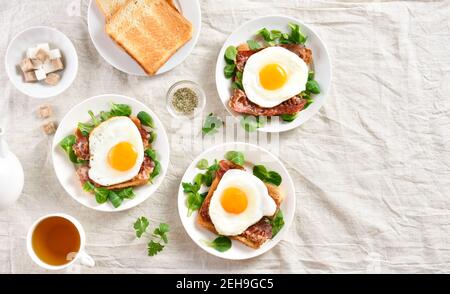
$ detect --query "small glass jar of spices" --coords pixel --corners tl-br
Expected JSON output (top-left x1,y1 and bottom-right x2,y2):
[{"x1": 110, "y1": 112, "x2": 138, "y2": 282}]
[{"x1": 166, "y1": 80, "x2": 206, "y2": 119}]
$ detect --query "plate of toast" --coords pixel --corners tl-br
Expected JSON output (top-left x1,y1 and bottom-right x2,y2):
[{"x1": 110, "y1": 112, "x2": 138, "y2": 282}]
[
  {"x1": 88, "y1": 0, "x2": 201, "y2": 76},
  {"x1": 177, "y1": 142, "x2": 295, "y2": 259}
]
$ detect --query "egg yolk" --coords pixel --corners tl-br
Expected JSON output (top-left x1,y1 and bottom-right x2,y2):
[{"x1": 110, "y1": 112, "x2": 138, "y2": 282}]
[
  {"x1": 107, "y1": 142, "x2": 138, "y2": 171},
  {"x1": 221, "y1": 187, "x2": 248, "y2": 214},
  {"x1": 259, "y1": 63, "x2": 287, "y2": 90}
]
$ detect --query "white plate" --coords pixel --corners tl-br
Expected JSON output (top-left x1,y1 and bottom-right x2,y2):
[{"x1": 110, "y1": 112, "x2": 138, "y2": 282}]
[
  {"x1": 215, "y1": 15, "x2": 332, "y2": 133},
  {"x1": 5, "y1": 26, "x2": 78, "y2": 99},
  {"x1": 87, "y1": 0, "x2": 202, "y2": 76},
  {"x1": 177, "y1": 142, "x2": 296, "y2": 260},
  {"x1": 52, "y1": 94, "x2": 170, "y2": 212}
]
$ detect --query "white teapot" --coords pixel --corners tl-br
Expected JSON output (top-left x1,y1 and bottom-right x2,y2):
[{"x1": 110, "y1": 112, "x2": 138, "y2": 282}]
[{"x1": 0, "y1": 127, "x2": 24, "y2": 210}]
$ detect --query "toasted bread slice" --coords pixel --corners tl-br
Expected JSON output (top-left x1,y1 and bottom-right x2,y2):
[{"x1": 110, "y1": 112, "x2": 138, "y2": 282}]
[
  {"x1": 96, "y1": 0, "x2": 178, "y2": 20},
  {"x1": 197, "y1": 162, "x2": 284, "y2": 249},
  {"x1": 105, "y1": 0, "x2": 192, "y2": 75},
  {"x1": 104, "y1": 178, "x2": 148, "y2": 190},
  {"x1": 95, "y1": 0, "x2": 128, "y2": 19}
]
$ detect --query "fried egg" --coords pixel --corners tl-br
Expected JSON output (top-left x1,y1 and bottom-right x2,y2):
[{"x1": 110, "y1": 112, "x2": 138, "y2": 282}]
[
  {"x1": 209, "y1": 169, "x2": 277, "y2": 236},
  {"x1": 88, "y1": 116, "x2": 144, "y2": 186},
  {"x1": 242, "y1": 46, "x2": 309, "y2": 108}
]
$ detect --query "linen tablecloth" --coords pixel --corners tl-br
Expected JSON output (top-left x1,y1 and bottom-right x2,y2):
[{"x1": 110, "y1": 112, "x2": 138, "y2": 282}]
[{"x1": 1, "y1": 0, "x2": 449, "y2": 273}]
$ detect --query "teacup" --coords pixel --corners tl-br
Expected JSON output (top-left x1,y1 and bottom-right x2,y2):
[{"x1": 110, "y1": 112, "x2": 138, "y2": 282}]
[{"x1": 27, "y1": 213, "x2": 95, "y2": 270}]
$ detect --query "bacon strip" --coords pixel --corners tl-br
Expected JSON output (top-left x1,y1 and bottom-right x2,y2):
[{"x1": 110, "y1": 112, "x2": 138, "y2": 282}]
[{"x1": 229, "y1": 89, "x2": 307, "y2": 116}]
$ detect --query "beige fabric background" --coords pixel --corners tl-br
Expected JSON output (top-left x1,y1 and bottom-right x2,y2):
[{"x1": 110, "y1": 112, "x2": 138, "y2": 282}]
[{"x1": 1, "y1": 0, "x2": 450, "y2": 273}]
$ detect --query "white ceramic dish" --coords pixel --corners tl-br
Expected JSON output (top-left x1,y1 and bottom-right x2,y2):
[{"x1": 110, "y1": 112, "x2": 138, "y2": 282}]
[
  {"x1": 215, "y1": 15, "x2": 332, "y2": 133},
  {"x1": 177, "y1": 142, "x2": 295, "y2": 260},
  {"x1": 52, "y1": 94, "x2": 170, "y2": 212},
  {"x1": 5, "y1": 26, "x2": 78, "y2": 98},
  {"x1": 87, "y1": 0, "x2": 202, "y2": 76}
]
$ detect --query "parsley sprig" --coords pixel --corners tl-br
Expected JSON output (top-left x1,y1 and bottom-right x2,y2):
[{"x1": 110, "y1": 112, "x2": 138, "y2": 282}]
[{"x1": 133, "y1": 217, "x2": 170, "y2": 257}]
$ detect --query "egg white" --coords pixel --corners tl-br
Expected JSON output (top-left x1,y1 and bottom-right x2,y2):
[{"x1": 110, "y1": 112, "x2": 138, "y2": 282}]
[
  {"x1": 242, "y1": 46, "x2": 309, "y2": 108},
  {"x1": 88, "y1": 116, "x2": 144, "y2": 186},
  {"x1": 209, "y1": 169, "x2": 277, "y2": 236}
]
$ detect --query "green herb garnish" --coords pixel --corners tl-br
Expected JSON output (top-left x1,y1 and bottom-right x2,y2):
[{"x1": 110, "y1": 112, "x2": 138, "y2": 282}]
[
  {"x1": 133, "y1": 217, "x2": 169, "y2": 256},
  {"x1": 253, "y1": 165, "x2": 282, "y2": 186},
  {"x1": 183, "y1": 160, "x2": 218, "y2": 216},
  {"x1": 202, "y1": 113, "x2": 222, "y2": 136},
  {"x1": 137, "y1": 111, "x2": 155, "y2": 128},
  {"x1": 134, "y1": 216, "x2": 149, "y2": 238},
  {"x1": 225, "y1": 151, "x2": 245, "y2": 166},
  {"x1": 204, "y1": 236, "x2": 232, "y2": 252},
  {"x1": 148, "y1": 223, "x2": 170, "y2": 256}
]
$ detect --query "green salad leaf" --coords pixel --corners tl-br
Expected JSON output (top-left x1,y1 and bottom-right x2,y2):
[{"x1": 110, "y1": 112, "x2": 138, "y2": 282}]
[
  {"x1": 108, "y1": 190, "x2": 123, "y2": 208},
  {"x1": 280, "y1": 113, "x2": 298, "y2": 122},
  {"x1": 145, "y1": 149, "x2": 161, "y2": 182},
  {"x1": 224, "y1": 46, "x2": 237, "y2": 64},
  {"x1": 88, "y1": 110, "x2": 101, "y2": 126},
  {"x1": 134, "y1": 216, "x2": 149, "y2": 238},
  {"x1": 204, "y1": 236, "x2": 232, "y2": 252},
  {"x1": 149, "y1": 131, "x2": 157, "y2": 144},
  {"x1": 202, "y1": 113, "x2": 222, "y2": 136},
  {"x1": 240, "y1": 116, "x2": 266, "y2": 132},
  {"x1": 117, "y1": 187, "x2": 135, "y2": 199},
  {"x1": 269, "y1": 210, "x2": 285, "y2": 237},
  {"x1": 232, "y1": 71, "x2": 244, "y2": 90},
  {"x1": 253, "y1": 165, "x2": 282, "y2": 186},
  {"x1": 77, "y1": 122, "x2": 94, "y2": 137},
  {"x1": 137, "y1": 111, "x2": 155, "y2": 128},
  {"x1": 110, "y1": 103, "x2": 132, "y2": 117},
  {"x1": 150, "y1": 161, "x2": 161, "y2": 181},
  {"x1": 288, "y1": 23, "x2": 307, "y2": 45},
  {"x1": 225, "y1": 151, "x2": 245, "y2": 166},
  {"x1": 145, "y1": 149, "x2": 157, "y2": 160},
  {"x1": 59, "y1": 135, "x2": 85, "y2": 164},
  {"x1": 247, "y1": 39, "x2": 261, "y2": 50},
  {"x1": 196, "y1": 159, "x2": 209, "y2": 170},
  {"x1": 100, "y1": 111, "x2": 112, "y2": 122},
  {"x1": 94, "y1": 187, "x2": 110, "y2": 204},
  {"x1": 82, "y1": 181, "x2": 95, "y2": 192},
  {"x1": 306, "y1": 80, "x2": 321, "y2": 94},
  {"x1": 224, "y1": 63, "x2": 236, "y2": 79}
]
